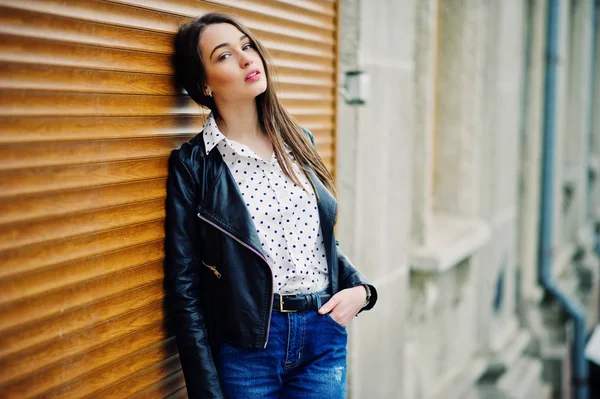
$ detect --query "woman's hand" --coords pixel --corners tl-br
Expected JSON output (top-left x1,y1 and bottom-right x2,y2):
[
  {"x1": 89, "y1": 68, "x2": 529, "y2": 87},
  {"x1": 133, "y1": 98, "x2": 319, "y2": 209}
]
[{"x1": 317, "y1": 286, "x2": 367, "y2": 327}]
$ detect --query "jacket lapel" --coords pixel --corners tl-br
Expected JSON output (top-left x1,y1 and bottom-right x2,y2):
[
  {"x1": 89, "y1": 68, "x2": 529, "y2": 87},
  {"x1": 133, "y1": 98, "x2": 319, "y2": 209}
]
[
  {"x1": 197, "y1": 152, "x2": 266, "y2": 258},
  {"x1": 306, "y1": 168, "x2": 337, "y2": 290},
  {"x1": 307, "y1": 168, "x2": 336, "y2": 234}
]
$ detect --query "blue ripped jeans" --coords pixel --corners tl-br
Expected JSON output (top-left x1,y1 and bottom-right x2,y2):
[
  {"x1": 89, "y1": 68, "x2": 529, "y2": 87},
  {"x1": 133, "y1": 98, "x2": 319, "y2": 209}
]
[{"x1": 218, "y1": 309, "x2": 348, "y2": 399}]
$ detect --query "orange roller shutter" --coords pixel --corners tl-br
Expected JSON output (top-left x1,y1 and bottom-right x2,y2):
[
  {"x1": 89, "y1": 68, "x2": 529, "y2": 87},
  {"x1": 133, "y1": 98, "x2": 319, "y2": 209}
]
[{"x1": 0, "y1": 0, "x2": 338, "y2": 397}]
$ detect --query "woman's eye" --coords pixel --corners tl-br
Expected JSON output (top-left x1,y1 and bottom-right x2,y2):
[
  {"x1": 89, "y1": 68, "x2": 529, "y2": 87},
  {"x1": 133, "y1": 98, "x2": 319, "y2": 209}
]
[
  {"x1": 218, "y1": 53, "x2": 231, "y2": 61},
  {"x1": 242, "y1": 43, "x2": 253, "y2": 51}
]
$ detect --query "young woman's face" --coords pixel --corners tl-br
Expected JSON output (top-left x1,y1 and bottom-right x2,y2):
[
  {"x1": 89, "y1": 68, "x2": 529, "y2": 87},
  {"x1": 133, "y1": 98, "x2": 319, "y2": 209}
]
[{"x1": 199, "y1": 23, "x2": 267, "y2": 103}]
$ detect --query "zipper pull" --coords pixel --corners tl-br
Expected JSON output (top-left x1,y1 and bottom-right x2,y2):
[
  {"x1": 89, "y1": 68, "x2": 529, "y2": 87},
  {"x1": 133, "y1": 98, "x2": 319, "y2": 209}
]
[
  {"x1": 202, "y1": 261, "x2": 221, "y2": 279},
  {"x1": 210, "y1": 267, "x2": 222, "y2": 279},
  {"x1": 207, "y1": 265, "x2": 221, "y2": 279}
]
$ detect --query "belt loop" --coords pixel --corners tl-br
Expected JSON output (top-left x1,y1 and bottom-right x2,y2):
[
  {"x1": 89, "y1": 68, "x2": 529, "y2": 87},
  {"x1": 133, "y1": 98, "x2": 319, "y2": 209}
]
[{"x1": 316, "y1": 293, "x2": 322, "y2": 309}]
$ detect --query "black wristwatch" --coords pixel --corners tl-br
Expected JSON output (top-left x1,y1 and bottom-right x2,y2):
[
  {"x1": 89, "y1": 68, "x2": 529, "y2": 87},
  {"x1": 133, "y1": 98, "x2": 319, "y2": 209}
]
[{"x1": 362, "y1": 284, "x2": 371, "y2": 307}]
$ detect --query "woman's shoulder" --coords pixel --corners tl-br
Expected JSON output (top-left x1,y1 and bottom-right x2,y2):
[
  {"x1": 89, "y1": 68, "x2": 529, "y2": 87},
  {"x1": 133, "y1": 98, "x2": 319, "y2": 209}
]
[{"x1": 171, "y1": 130, "x2": 208, "y2": 164}]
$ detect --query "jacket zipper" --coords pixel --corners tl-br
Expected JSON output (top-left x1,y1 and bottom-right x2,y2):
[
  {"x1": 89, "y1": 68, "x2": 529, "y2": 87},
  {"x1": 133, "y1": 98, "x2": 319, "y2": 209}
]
[
  {"x1": 196, "y1": 212, "x2": 274, "y2": 348},
  {"x1": 201, "y1": 260, "x2": 221, "y2": 279}
]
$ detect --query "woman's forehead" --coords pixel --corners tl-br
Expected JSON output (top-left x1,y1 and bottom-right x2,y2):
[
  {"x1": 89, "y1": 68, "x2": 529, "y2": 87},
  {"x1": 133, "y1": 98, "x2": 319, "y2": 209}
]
[{"x1": 199, "y1": 23, "x2": 245, "y2": 56}]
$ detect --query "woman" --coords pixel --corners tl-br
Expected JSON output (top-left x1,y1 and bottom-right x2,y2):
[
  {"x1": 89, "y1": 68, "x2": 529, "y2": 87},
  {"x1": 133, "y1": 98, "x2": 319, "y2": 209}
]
[{"x1": 166, "y1": 12, "x2": 377, "y2": 399}]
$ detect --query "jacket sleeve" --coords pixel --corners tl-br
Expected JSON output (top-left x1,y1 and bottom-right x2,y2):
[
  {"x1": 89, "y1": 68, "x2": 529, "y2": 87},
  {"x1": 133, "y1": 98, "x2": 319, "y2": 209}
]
[
  {"x1": 336, "y1": 240, "x2": 378, "y2": 312},
  {"x1": 302, "y1": 128, "x2": 378, "y2": 312},
  {"x1": 165, "y1": 149, "x2": 224, "y2": 399}
]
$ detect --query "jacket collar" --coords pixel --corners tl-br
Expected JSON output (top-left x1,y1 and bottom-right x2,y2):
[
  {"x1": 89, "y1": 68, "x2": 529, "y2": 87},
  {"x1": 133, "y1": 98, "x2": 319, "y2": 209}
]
[
  {"x1": 202, "y1": 113, "x2": 226, "y2": 155},
  {"x1": 202, "y1": 113, "x2": 294, "y2": 158}
]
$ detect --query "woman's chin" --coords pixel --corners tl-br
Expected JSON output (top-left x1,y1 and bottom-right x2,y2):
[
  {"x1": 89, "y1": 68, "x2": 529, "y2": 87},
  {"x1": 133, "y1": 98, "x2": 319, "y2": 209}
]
[{"x1": 251, "y1": 82, "x2": 268, "y2": 96}]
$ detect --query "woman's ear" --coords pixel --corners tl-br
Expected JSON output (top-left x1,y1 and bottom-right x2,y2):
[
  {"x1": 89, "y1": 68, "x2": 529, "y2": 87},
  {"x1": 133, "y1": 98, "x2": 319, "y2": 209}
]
[{"x1": 204, "y1": 86, "x2": 213, "y2": 97}]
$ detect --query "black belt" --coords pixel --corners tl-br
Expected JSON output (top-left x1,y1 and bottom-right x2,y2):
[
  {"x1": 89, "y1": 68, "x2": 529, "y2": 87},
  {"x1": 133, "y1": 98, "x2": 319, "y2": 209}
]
[{"x1": 273, "y1": 292, "x2": 331, "y2": 313}]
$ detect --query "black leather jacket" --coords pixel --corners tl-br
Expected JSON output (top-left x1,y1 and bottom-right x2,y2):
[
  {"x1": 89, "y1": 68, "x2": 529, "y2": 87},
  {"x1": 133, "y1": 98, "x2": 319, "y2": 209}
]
[{"x1": 164, "y1": 129, "x2": 377, "y2": 398}]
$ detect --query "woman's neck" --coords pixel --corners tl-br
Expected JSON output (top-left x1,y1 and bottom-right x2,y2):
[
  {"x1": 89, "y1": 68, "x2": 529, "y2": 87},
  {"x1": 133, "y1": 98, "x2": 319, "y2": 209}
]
[{"x1": 215, "y1": 100, "x2": 263, "y2": 141}]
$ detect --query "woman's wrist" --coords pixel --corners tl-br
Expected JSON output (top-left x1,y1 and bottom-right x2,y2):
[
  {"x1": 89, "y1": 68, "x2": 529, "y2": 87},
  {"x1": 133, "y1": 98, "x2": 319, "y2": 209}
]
[
  {"x1": 348, "y1": 285, "x2": 368, "y2": 307},
  {"x1": 362, "y1": 284, "x2": 371, "y2": 307}
]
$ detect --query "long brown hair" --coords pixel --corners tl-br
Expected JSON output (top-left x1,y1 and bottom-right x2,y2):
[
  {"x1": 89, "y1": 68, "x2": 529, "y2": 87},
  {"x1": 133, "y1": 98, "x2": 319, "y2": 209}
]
[{"x1": 173, "y1": 12, "x2": 336, "y2": 199}]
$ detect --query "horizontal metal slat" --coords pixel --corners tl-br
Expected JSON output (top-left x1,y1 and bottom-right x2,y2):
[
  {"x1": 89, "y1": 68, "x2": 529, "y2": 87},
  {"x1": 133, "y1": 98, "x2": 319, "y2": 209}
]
[
  {"x1": 0, "y1": 90, "x2": 201, "y2": 117},
  {"x1": 0, "y1": 34, "x2": 173, "y2": 74},
  {"x1": 0, "y1": 33, "x2": 334, "y2": 82},
  {"x1": 0, "y1": 198, "x2": 164, "y2": 254},
  {"x1": 0, "y1": 62, "x2": 334, "y2": 97},
  {"x1": 130, "y1": 370, "x2": 186, "y2": 399},
  {"x1": 46, "y1": 341, "x2": 180, "y2": 399},
  {"x1": 278, "y1": 91, "x2": 334, "y2": 102},
  {"x1": 0, "y1": 90, "x2": 333, "y2": 117},
  {"x1": 0, "y1": 322, "x2": 169, "y2": 398},
  {"x1": 0, "y1": 62, "x2": 176, "y2": 96},
  {"x1": 267, "y1": 54, "x2": 335, "y2": 73},
  {"x1": 0, "y1": 260, "x2": 164, "y2": 334},
  {"x1": 0, "y1": 239, "x2": 163, "y2": 305},
  {"x1": 0, "y1": 157, "x2": 168, "y2": 198},
  {"x1": 0, "y1": 6, "x2": 173, "y2": 54},
  {"x1": 0, "y1": 281, "x2": 164, "y2": 360},
  {"x1": 0, "y1": 0, "x2": 335, "y2": 43},
  {"x1": 0, "y1": 301, "x2": 165, "y2": 386},
  {"x1": 0, "y1": 220, "x2": 164, "y2": 278},
  {"x1": 0, "y1": 137, "x2": 188, "y2": 170},
  {"x1": 0, "y1": 115, "x2": 205, "y2": 143},
  {"x1": 269, "y1": 0, "x2": 335, "y2": 16},
  {"x1": 165, "y1": 385, "x2": 188, "y2": 399},
  {"x1": 0, "y1": 115, "x2": 333, "y2": 158},
  {"x1": 85, "y1": 352, "x2": 181, "y2": 399},
  {"x1": 253, "y1": 34, "x2": 334, "y2": 59},
  {"x1": 113, "y1": 0, "x2": 334, "y2": 32},
  {"x1": 293, "y1": 116, "x2": 334, "y2": 131},
  {"x1": 1, "y1": 6, "x2": 334, "y2": 58},
  {"x1": 0, "y1": 0, "x2": 184, "y2": 34},
  {"x1": 0, "y1": 179, "x2": 167, "y2": 225},
  {"x1": 277, "y1": 105, "x2": 334, "y2": 117},
  {"x1": 274, "y1": 71, "x2": 334, "y2": 87},
  {"x1": 208, "y1": 0, "x2": 335, "y2": 26}
]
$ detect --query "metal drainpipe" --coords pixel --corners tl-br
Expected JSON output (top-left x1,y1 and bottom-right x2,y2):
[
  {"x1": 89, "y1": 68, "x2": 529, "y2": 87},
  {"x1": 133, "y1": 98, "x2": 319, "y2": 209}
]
[
  {"x1": 538, "y1": 0, "x2": 589, "y2": 398},
  {"x1": 588, "y1": 0, "x2": 599, "y2": 221},
  {"x1": 592, "y1": 0, "x2": 600, "y2": 322}
]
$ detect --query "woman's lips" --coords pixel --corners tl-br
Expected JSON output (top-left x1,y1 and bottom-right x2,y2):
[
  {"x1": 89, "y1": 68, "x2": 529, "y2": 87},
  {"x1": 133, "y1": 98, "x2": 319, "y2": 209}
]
[{"x1": 245, "y1": 70, "x2": 261, "y2": 82}]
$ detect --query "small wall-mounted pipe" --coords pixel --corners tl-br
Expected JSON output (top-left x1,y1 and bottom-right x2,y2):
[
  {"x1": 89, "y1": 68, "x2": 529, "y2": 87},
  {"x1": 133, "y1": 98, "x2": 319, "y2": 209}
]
[{"x1": 538, "y1": 1, "x2": 589, "y2": 398}]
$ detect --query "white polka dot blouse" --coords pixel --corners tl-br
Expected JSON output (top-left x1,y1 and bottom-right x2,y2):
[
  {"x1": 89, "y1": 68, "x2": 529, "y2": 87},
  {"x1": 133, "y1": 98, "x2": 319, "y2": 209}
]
[{"x1": 202, "y1": 113, "x2": 329, "y2": 294}]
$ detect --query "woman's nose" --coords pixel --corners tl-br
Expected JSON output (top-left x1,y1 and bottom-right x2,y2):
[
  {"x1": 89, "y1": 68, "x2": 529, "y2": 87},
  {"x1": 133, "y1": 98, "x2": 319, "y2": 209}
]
[{"x1": 239, "y1": 53, "x2": 253, "y2": 68}]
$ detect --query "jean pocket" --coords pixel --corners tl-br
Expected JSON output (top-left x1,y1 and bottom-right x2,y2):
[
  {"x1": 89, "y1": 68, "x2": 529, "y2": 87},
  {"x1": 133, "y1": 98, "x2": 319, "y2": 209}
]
[{"x1": 325, "y1": 313, "x2": 347, "y2": 331}]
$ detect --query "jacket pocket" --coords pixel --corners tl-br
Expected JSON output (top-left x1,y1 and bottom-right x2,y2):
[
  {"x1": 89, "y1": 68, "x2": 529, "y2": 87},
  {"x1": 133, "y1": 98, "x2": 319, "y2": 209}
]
[{"x1": 201, "y1": 260, "x2": 221, "y2": 279}]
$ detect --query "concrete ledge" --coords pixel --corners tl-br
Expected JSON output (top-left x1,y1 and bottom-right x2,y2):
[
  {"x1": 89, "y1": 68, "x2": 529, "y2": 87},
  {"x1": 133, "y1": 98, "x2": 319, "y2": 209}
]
[
  {"x1": 489, "y1": 317, "x2": 520, "y2": 353},
  {"x1": 497, "y1": 356, "x2": 544, "y2": 399},
  {"x1": 488, "y1": 328, "x2": 532, "y2": 372},
  {"x1": 432, "y1": 356, "x2": 488, "y2": 399},
  {"x1": 410, "y1": 213, "x2": 491, "y2": 272}
]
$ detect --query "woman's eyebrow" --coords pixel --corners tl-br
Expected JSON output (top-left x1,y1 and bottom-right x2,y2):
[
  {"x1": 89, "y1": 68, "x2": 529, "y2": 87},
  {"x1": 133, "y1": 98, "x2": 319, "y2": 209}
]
[{"x1": 210, "y1": 35, "x2": 249, "y2": 59}]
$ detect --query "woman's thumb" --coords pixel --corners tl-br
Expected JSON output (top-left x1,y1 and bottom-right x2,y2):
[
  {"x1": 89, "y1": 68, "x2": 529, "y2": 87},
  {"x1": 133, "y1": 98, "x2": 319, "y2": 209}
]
[{"x1": 318, "y1": 294, "x2": 339, "y2": 314}]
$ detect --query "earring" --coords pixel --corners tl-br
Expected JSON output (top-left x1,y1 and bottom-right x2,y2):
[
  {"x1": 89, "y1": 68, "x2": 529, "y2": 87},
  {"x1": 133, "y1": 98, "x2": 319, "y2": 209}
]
[{"x1": 205, "y1": 89, "x2": 213, "y2": 97}]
